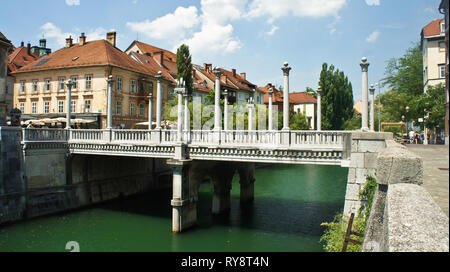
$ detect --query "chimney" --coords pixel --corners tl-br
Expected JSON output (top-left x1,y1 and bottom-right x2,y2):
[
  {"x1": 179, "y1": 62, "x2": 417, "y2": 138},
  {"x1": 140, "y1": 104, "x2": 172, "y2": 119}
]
[
  {"x1": 240, "y1": 72, "x2": 246, "y2": 80},
  {"x1": 204, "y1": 63, "x2": 212, "y2": 73},
  {"x1": 106, "y1": 31, "x2": 117, "y2": 47},
  {"x1": 65, "y1": 36, "x2": 73, "y2": 48},
  {"x1": 153, "y1": 51, "x2": 164, "y2": 66},
  {"x1": 232, "y1": 69, "x2": 236, "y2": 77},
  {"x1": 20, "y1": 41, "x2": 24, "y2": 47},
  {"x1": 40, "y1": 38, "x2": 47, "y2": 48},
  {"x1": 27, "y1": 42, "x2": 31, "y2": 55},
  {"x1": 79, "y1": 33, "x2": 86, "y2": 46}
]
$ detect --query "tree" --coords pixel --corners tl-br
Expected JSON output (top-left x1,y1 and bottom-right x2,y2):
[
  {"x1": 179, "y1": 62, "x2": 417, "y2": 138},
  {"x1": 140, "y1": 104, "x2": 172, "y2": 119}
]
[
  {"x1": 305, "y1": 87, "x2": 317, "y2": 98},
  {"x1": 290, "y1": 112, "x2": 310, "y2": 130},
  {"x1": 319, "y1": 63, "x2": 354, "y2": 130},
  {"x1": 380, "y1": 43, "x2": 424, "y2": 125},
  {"x1": 418, "y1": 83, "x2": 445, "y2": 129},
  {"x1": 176, "y1": 44, "x2": 194, "y2": 95}
]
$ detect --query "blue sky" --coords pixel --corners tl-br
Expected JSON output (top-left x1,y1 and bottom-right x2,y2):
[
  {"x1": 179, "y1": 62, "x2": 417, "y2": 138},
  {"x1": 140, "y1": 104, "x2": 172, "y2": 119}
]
[{"x1": 0, "y1": 0, "x2": 444, "y2": 102}]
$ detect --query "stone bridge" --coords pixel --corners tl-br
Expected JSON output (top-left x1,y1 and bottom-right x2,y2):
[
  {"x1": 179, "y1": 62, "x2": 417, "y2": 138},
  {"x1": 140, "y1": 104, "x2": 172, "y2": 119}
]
[{"x1": 19, "y1": 127, "x2": 392, "y2": 232}]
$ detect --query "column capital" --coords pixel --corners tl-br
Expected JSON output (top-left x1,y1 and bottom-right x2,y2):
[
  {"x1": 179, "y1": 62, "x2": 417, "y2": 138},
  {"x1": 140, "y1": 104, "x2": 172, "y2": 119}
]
[
  {"x1": 317, "y1": 86, "x2": 322, "y2": 96},
  {"x1": 213, "y1": 68, "x2": 222, "y2": 79},
  {"x1": 281, "y1": 62, "x2": 291, "y2": 76},
  {"x1": 106, "y1": 75, "x2": 115, "y2": 84},
  {"x1": 175, "y1": 87, "x2": 185, "y2": 95},
  {"x1": 369, "y1": 84, "x2": 375, "y2": 94},
  {"x1": 148, "y1": 93, "x2": 153, "y2": 99},
  {"x1": 360, "y1": 57, "x2": 369, "y2": 72},
  {"x1": 155, "y1": 71, "x2": 163, "y2": 81},
  {"x1": 223, "y1": 89, "x2": 229, "y2": 97}
]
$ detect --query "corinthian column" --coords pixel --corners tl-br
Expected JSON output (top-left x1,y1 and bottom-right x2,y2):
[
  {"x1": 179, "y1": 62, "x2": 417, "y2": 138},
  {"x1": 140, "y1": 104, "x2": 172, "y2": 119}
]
[
  {"x1": 317, "y1": 86, "x2": 322, "y2": 131},
  {"x1": 268, "y1": 87, "x2": 273, "y2": 131},
  {"x1": 155, "y1": 71, "x2": 163, "y2": 130},
  {"x1": 213, "y1": 68, "x2": 222, "y2": 132},
  {"x1": 281, "y1": 62, "x2": 291, "y2": 131},
  {"x1": 360, "y1": 57, "x2": 370, "y2": 131},
  {"x1": 369, "y1": 84, "x2": 375, "y2": 132},
  {"x1": 106, "y1": 75, "x2": 114, "y2": 129}
]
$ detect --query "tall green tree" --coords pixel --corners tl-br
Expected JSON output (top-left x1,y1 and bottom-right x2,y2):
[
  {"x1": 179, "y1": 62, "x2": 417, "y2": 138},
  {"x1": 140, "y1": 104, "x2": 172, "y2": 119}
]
[
  {"x1": 176, "y1": 44, "x2": 194, "y2": 95},
  {"x1": 381, "y1": 43, "x2": 424, "y2": 123},
  {"x1": 319, "y1": 63, "x2": 354, "y2": 130}
]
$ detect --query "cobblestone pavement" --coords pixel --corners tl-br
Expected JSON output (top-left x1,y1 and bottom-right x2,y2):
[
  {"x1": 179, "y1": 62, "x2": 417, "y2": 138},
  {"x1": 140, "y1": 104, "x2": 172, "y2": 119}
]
[{"x1": 406, "y1": 144, "x2": 449, "y2": 217}]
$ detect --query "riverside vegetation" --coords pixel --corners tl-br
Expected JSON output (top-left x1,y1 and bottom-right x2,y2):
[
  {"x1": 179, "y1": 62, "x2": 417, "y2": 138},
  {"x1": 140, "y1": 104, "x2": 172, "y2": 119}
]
[{"x1": 320, "y1": 176, "x2": 377, "y2": 252}]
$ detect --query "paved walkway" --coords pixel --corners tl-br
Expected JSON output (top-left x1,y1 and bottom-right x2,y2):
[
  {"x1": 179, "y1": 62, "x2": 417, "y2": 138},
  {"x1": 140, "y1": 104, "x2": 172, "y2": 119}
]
[{"x1": 406, "y1": 144, "x2": 449, "y2": 217}]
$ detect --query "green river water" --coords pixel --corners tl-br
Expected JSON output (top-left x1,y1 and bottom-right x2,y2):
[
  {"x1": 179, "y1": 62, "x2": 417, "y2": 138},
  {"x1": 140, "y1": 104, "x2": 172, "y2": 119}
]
[{"x1": 0, "y1": 164, "x2": 348, "y2": 252}]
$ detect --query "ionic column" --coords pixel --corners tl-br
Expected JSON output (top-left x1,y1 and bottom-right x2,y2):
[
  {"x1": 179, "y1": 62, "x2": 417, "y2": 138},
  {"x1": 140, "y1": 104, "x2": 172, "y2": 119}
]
[
  {"x1": 155, "y1": 71, "x2": 163, "y2": 130},
  {"x1": 106, "y1": 75, "x2": 114, "y2": 129},
  {"x1": 360, "y1": 57, "x2": 370, "y2": 131},
  {"x1": 268, "y1": 88, "x2": 274, "y2": 130},
  {"x1": 213, "y1": 69, "x2": 222, "y2": 132},
  {"x1": 148, "y1": 93, "x2": 153, "y2": 130},
  {"x1": 168, "y1": 159, "x2": 196, "y2": 232},
  {"x1": 248, "y1": 98, "x2": 255, "y2": 131},
  {"x1": 176, "y1": 88, "x2": 184, "y2": 143},
  {"x1": 317, "y1": 86, "x2": 322, "y2": 131},
  {"x1": 369, "y1": 84, "x2": 375, "y2": 132},
  {"x1": 223, "y1": 89, "x2": 229, "y2": 130},
  {"x1": 65, "y1": 79, "x2": 74, "y2": 129},
  {"x1": 281, "y1": 62, "x2": 291, "y2": 131},
  {"x1": 183, "y1": 92, "x2": 190, "y2": 132}
]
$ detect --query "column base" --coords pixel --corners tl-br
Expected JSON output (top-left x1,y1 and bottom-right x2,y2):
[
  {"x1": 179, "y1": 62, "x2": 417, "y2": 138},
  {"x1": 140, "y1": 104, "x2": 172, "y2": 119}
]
[
  {"x1": 172, "y1": 200, "x2": 197, "y2": 232},
  {"x1": 212, "y1": 191, "x2": 231, "y2": 215}
]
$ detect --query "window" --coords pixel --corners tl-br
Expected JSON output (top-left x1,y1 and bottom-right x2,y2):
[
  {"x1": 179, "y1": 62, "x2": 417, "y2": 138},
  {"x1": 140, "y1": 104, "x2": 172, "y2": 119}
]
[
  {"x1": 45, "y1": 79, "x2": 51, "y2": 92},
  {"x1": 20, "y1": 81, "x2": 25, "y2": 93},
  {"x1": 139, "y1": 104, "x2": 144, "y2": 117},
  {"x1": 424, "y1": 67, "x2": 428, "y2": 82},
  {"x1": 117, "y1": 77, "x2": 122, "y2": 91},
  {"x1": 441, "y1": 22, "x2": 446, "y2": 33},
  {"x1": 71, "y1": 100, "x2": 76, "y2": 113},
  {"x1": 32, "y1": 80, "x2": 38, "y2": 92},
  {"x1": 130, "y1": 80, "x2": 136, "y2": 93},
  {"x1": 130, "y1": 102, "x2": 136, "y2": 117},
  {"x1": 116, "y1": 101, "x2": 122, "y2": 115},
  {"x1": 439, "y1": 41, "x2": 446, "y2": 52},
  {"x1": 71, "y1": 76, "x2": 78, "y2": 89},
  {"x1": 19, "y1": 102, "x2": 24, "y2": 113},
  {"x1": 58, "y1": 100, "x2": 64, "y2": 113},
  {"x1": 84, "y1": 100, "x2": 91, "y2": 113},
  {"x1": 59, "y1": 77, "x2": 65, "y2": 90},
  {"x1": 85, "y1": 75, "x2": 92, "y2": 89},
  {"x1": 44, "y1": 101, "x2": 50, "y2": 114},
  {"x1": 31, "y1": 102, "x2": 37, "y2": 114},
  {"x1": 439, "y1": 64, "x2": 446, "y2": 79}
]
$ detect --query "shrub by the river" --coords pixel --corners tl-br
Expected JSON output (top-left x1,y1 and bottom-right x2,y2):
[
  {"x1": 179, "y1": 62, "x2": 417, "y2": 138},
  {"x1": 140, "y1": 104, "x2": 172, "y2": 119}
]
[{"x1": 319, "y1": 175, "x2": 377, "y2": 252}]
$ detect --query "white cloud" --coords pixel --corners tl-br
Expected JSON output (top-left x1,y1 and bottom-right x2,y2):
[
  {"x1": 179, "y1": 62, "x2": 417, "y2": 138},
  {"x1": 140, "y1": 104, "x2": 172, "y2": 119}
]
[
  {"x1": 175, "y1": 23, "x2": 242, "y2": 60},
  {"x1": 40, "y1": 22, "x2": 110, "y2": 49},
  {"x1": 366, "y1": 30, "x2": 380, "y2": 42},
  {"x1": 266, "y1": 25, "x2": 279, "y2": 36},
  {"x1": 126, "y1": 6, "x2": 200, "y2": 40},
  {"x1": 65, "y1": 0, "x2": 80, "y2": 6},
  {"x1": 365, "y1": 0, "x2": 380, "y2": 6},
  {"x1": 201, "y1": 0, "x2": 247, "y2": 25},
  {"x1": 246, "y1": 0, "x2": 347, "y2": 21}
]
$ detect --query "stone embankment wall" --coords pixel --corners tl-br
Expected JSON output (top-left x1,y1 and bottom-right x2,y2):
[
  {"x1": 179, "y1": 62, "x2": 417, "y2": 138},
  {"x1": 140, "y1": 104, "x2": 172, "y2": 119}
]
[
  {"x1": 0, "y1": 127, "x2": 170, "y2": 225},
  {"x1": 343, "y1": 132, "x2": 393, "y2": 216},
  {"x1": 362, "y1": 140, "x2": 449, "y2": 252}
]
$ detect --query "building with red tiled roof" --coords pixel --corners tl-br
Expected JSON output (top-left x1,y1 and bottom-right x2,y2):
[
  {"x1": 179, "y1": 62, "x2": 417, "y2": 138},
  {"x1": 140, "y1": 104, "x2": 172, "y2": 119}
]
[
  {"x1": 1, "y1": 32, "x2": 14, "y2": 122},
  {"x1": 12, "y1": 32, "x2": 174, "y2": 129},
  {"x1": 126, "y1": 41, "x2": 264, "y2": 104},
  {"x1": 259, "y1": 83, "x2": 317, "y2": 129}
]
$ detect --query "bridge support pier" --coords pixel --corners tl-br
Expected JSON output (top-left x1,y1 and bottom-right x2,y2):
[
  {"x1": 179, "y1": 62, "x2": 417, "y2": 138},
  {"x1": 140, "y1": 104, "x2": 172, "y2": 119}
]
[
  {"x1": 211, "y1": 163, "x2": 235, "y2": 214},
  {"x1": 238, "y1": 163, "x2": 255, "y2": 204},
  {"x1": 168, "y1": 159, "x2": 197, "y2": 232}
]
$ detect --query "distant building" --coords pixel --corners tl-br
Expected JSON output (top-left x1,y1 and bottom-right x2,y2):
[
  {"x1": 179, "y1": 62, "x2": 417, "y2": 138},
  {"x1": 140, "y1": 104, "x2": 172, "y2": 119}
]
[
  {"x1": 125, "y1": 41, "x2": 264, "y2": 104},
  {"x1": 0, "y1": 32, "x2": 14, "y2": 124},
  {"x1": 421, "y1": 18, "x2": 447, "y2": 143},
  {"x1": 11, "y1": 32, "x2": 173, "y2": 129},
  {"x1": 439, "y1": 0, "x2": 449, "y2": 145},
  {"x1": 290, "y1": 92, "x2": 317, "y2": 129}
]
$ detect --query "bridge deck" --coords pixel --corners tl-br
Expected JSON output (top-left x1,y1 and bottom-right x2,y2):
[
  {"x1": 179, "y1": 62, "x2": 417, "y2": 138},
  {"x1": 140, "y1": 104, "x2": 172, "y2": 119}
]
[{"x1": 21, "y1": 128, "x2": 352, "y2": 165}]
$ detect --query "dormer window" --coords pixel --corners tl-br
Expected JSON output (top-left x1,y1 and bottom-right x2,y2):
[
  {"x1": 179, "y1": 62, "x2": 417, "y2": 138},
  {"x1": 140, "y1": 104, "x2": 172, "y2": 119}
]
[{"x1": 202, "y1": 81, "x2": 207, "y2": 88}]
